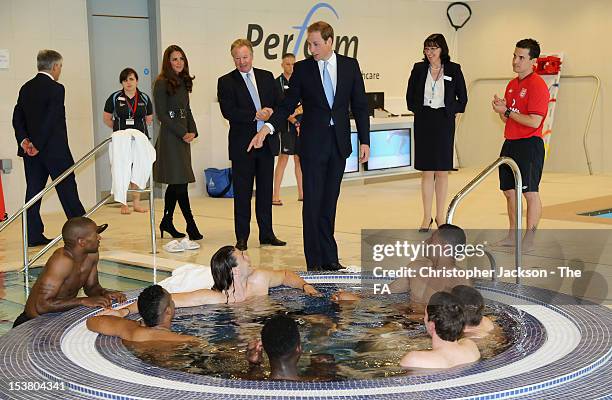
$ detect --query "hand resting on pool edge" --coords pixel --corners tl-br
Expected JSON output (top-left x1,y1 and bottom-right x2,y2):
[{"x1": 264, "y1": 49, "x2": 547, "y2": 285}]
[{"x1": 86, "y1": 285, "x2": 198, "y2": 343}]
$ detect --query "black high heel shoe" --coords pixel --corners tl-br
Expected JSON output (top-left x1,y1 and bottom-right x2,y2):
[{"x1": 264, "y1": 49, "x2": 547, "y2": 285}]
[
  {"x1": 419, "y1": 218, "x2": 433, "y2": 233},
  {"x1": 159, "y1": 218, "x2": 186, "y2": 239},
  {"x1": 435, "y1": 218, "x2": 444, "y2": 228},
  {"x1": 186, "y1": 220, "x2": 203, "y2": 241}
]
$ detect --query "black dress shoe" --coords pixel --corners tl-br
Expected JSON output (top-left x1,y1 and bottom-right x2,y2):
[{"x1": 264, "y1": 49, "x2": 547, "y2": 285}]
[
  {"x1": 321, "y1": 262, "x2": 345, "y2": 271},
  {"x1": 236, "y1": 239, "x2": 248, "y2": 251},
  {"x1": 307, "y1": 266, "x2": 323, "y2": 272},
  {"x1": 260, "y1": 236, "x2": 287, "y2": 246},
  {"x1": 28, "y1": 236, "x2": 52, "y2": 247}
]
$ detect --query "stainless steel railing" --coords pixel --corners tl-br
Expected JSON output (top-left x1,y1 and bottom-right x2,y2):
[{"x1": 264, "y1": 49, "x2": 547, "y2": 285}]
[
  {"x1": 0, "y1": 137, "x2": 157, "y2": 295},
  {"x1": 446, "y1": 156, "x2": 523, "y2": 283}
]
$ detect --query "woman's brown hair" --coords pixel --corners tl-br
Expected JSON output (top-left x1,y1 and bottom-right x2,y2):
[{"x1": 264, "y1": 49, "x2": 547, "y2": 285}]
[{"x1": 157, "y1": 45, "x2": 194, "y2": 94}]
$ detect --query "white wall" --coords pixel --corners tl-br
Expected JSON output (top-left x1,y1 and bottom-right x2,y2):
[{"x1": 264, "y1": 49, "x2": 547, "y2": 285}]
[
  {"x1": 1, "y1": 0, "x2": 610, "y2": 217},
  {"x1": 456, "y1": 0, "x2": 610, "y2": 174},
  {"x1": 157, "y1": 0, "x2": 453, "y2": 194},
  {"x1": 0, "y1": 0, "x2": 96, "y2": 216}
]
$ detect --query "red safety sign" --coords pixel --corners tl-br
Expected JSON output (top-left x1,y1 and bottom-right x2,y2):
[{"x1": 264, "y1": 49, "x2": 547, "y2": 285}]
[{"x1": 534, "y1": 56, "x2": 562, "y2": 75}]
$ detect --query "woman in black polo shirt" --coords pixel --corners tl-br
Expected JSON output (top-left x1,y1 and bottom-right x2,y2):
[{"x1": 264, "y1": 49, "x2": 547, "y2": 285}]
[{"x1": 103, "y1": 67, "x2": 153, "y2": 214}]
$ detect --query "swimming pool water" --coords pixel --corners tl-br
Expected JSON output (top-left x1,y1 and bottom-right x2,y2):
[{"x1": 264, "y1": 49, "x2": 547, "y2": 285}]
[{"x1": 127, "y1": 285, "x2": 518, "y2": 381}]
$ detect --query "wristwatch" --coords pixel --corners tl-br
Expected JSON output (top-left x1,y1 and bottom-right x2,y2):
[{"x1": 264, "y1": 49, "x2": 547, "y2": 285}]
[{"x1": 504, "y1": 108, "x2": 512, "y2": 119}]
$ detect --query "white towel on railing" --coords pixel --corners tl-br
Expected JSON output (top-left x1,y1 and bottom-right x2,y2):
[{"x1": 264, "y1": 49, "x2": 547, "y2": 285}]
[{"x1": 109, "y1": 129, "x2": 156, "y2": 205}]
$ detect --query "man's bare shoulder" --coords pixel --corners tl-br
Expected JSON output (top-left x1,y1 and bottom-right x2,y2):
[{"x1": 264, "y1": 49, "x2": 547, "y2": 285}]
[
  {"x1": 130, "y1": 327, "x2": 196, "y2": 343},
  {"x1": 400, "y1": 350, "x2": 446, "y2": 369},
  {"x1": 248, "y1": 268, "x2": 277, "y2": 284},
  {"x1": 408, "y1": 257, "x2": 433, "y2": 268},
  {"x1": 42, "y1": 248, "x2": 75, "y2": 274}
]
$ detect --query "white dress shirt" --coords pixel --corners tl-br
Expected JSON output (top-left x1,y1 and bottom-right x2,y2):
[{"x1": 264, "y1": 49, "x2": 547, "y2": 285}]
[
  {"x1": 317, "y1": 51, "x2": 337, "y2": 94},
  {"x1": 240, "y1": 68, "x2": 259, "y2": 95},
  {"x1": 423, "y1": 67, "x2": 445, "y2": 109},
  {"x1": 266, "y1": 52, "x2": 338, "y2": 134}
]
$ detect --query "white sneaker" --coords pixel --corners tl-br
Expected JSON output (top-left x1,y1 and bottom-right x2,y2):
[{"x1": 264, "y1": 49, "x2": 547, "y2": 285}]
[
  {"x1": 180, "y1": 238, "x2": 200, "y2": 250},
  {"x1": 163, "y1": 240, "x2": 185, "y2": 253}
]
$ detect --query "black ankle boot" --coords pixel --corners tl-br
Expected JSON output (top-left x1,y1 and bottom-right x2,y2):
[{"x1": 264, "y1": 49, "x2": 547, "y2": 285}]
[
  {"x1": 159, "y1": 214, "x2": 185, "y2": 238},
  {"x1": 186, "y1": 219, "x2": 203, "y2": 240}
]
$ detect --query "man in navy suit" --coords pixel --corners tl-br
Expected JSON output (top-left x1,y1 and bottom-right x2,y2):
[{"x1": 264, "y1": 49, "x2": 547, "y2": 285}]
[
  {"x1": 218, "y1": 39, "x2": 286, "y2": 251},
  {"x1": 12, "y1": 49, "x2": 86, "y2": 247},
  {"x1": 249, "y1": 22, "x2": 370, "y2": 271}
]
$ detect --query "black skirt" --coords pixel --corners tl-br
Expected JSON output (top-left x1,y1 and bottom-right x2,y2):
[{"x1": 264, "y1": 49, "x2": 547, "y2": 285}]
[{"x1": 413, "y1": 106, "x2": 455, "y2": 171}]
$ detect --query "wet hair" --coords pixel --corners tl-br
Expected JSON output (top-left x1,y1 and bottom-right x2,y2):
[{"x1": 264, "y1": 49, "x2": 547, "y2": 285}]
[
  {"x1": 427, "y1": 291, "x2": 465, "y2": 341},
  {"x1": 211, "y1": 246, "x2": 239, "y2": 302},
  {"x1": 422, "y1": 33, "x2": 451, "y2": 64},
  {"x1": 516, "y1": 38, "x2": 541, "y2": 60},
  {"x1": 119, "y1": 67, "x2": 138, "y2": 83},
  {"x1": 230, "y1": 38, "x2": 253, "y2": 55},
  {"x1": 37, "y1": 49, "x2": 62, "y2": 72},
  {"x1": 137, "y1": 285, "x2": 169, "y2": 327},
  {"x1": 261, "y1": 315, "x2": 300, "y2": 361},
  {"x1": 157, "y1": 44, "x2": 194, "y2": 95},
  {"x1": 61, "y1": 217, "x2": 96, "y2": 248},
  {"x1": 451, "y1": 285, "x2": 485, "y2": 326},
  {"x1": 282, "y1": 53, "x2": 295, "y2": 60},
  {"x1": 436, "y1": 224, "x2": 467, "y2": 247},
  {"x1": 307, "y1": 21, "x2": 334, "y2": 42}
]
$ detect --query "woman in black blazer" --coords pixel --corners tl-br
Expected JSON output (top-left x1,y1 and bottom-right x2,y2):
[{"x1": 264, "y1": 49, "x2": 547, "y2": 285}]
[{"x1": 406, "y1": 33, "x2": 467, "y2": 231}]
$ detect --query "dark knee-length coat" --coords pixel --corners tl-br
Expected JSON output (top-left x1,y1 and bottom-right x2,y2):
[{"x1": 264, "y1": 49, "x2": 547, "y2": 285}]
[{"x1": 152, "y1": 79, "x2": 198, "y2": 184}]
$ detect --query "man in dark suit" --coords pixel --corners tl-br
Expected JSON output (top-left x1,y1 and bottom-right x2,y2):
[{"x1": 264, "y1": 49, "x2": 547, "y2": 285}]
[
  {"x1": 249, "y1": 22, "x2": 370, "y2": 271},
  {"x1": 12, "y1": 49, "x2": 86, "y2": 247},
  {"x1": 218, "y1": 39, "x2": 286, "y2": 251}
]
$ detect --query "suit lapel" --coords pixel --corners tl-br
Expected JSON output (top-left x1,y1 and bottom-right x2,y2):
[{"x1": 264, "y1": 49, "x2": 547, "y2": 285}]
[
  {"x1": 334, "y1": 55, "x2": 345, "y2": 107},
  {"x1": 253, "y1": 68, "x2": 265, "y2": 104},
  {"x1": 310, "y1": 58, "x2": 330, "y2": 110}
]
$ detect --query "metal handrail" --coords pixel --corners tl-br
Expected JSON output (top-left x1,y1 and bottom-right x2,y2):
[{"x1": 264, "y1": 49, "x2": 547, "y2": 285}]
[
  {"x1": 455, "y1": 75, "x2": 601, "y2": 174},
  {"x1": 446, "y1": 156, "x2": 522, "y2": 283},
  {"x1": 0, "y1": 136, "x2": 157, "y2": 294}
]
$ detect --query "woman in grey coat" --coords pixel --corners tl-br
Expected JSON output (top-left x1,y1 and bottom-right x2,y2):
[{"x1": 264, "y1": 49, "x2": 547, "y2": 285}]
[{"x1": 153, "y1": 44, "x2": 202, "y2": 240}]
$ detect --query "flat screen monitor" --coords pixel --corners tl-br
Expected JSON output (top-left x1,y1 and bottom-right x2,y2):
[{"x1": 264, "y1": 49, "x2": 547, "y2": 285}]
[
  {"x1": 344, "y1": 132, "x2": 359, "y2": 173},
  {"x1": 365, "y1": 128, "x2": 411, "y2": 171},
  {"x1": 366, "y1": 92, "x2": 384, "y2": 116}
]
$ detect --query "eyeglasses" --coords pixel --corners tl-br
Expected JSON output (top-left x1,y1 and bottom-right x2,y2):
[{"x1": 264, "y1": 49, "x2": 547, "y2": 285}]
[{"x1": 424, "y1": 47, "x2": 440, "y2": 52}]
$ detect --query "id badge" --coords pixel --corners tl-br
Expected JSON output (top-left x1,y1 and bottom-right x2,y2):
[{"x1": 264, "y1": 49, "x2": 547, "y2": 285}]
[{"x1": 126, "y1": 118, "x2": 135, "y2": 126}]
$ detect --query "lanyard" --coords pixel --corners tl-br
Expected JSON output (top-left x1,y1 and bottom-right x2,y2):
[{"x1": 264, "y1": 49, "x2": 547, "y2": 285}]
[
  {"x1": 124, "y1": 90, "x2": 139, "y2": 118},
  {"x1": 429, "y1": 65, "x2": 443, "y2": 95}
]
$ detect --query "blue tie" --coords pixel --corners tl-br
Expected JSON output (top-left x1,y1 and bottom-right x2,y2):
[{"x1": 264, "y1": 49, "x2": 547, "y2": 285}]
[
  {"x1": 245, "y1": 72, "x2": 264, "y2": 130},
  {"x1": 322, "y1": 61, "x2": 335, "y2": 125}
]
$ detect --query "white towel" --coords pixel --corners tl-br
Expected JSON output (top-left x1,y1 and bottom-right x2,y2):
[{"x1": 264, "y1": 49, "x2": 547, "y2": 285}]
[
  {"x1": 158, "y1": 264, "x2": 215, "y2": 293},
  {"x1": 109, "y1": 129, "x2": 156, "y2": 205}
]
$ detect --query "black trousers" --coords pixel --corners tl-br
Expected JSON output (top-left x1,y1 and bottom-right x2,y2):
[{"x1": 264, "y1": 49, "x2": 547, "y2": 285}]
[
  {"x1": 231, "y1": 147, "x2": 274, "y2": 241},
  {"x1": 300, "y1": 127, "x2": 346, "y2": 269},
  {"x1": 23, "y1": 155, "x2": 85, "y2": 241}
]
